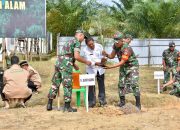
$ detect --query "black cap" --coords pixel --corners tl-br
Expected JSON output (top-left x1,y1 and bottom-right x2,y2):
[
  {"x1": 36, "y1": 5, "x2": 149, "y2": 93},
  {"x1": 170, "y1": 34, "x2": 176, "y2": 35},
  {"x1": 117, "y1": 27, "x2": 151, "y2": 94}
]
[
  {"x1": 19, "y1": 60, "x2": 28, "y2": 67},
  {"x1": 169, "y1": 41, "x2": 175, "y2": 47}
]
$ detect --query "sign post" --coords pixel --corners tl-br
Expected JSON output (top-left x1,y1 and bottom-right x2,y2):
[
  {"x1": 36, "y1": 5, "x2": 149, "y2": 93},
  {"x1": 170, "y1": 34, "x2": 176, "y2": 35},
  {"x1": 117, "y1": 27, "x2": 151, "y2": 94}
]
[
  {"x1": 80, "y1": 74, "x2": 95, "y2": 112},
  {"x1": 154, "y1": 71, "x2": 164, "y2": 94}
]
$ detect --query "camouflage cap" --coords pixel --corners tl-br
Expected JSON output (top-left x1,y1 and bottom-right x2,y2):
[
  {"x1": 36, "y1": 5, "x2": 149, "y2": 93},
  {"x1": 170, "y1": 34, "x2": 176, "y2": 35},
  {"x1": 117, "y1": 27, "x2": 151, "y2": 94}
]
[
  {"x1": 125, "y1": 34, "x2": 133, "y2": 40},
  {"x1": 76, "y1": 29, "x2": 88, "y2": 38},
  {"x1": 169, "y1": 41, "x2": 175, "y2": 47},
  {"x1": 113, "y1": 32, "x2": 124, "y2": 43},
  {"x1": 76, "y1": 29, "x2": 85, "y2": 34},
  {"x1": 19, "y1": 60, "x2": 28, "y2": 66}
]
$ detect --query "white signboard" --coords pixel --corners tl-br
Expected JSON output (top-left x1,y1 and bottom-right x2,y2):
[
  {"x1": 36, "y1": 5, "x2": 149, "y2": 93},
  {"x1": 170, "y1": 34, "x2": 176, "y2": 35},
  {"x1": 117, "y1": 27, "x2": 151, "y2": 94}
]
[
  {"x1": 154, "y1": 71, "x2": 164, "y2": 94},
  {"x1": 80, "y1": 74, "x2": 95, "y2": 86},
  {"x1": 154, "y1": 71, "x2": 164, "y2": 79}
]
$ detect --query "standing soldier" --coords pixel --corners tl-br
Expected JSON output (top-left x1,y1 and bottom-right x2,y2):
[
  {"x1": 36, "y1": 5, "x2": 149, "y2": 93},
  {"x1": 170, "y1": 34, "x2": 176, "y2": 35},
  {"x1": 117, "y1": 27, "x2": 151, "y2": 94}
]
[
  {"x1": 47, "y1": 30, "x2": 91, "y2": 112},
  {"x1": 103, "y1": 32, "x2": 141, "y2": 110},
  {"x1": 162, "y1": 42, "x2": 180, "y2": 91}
]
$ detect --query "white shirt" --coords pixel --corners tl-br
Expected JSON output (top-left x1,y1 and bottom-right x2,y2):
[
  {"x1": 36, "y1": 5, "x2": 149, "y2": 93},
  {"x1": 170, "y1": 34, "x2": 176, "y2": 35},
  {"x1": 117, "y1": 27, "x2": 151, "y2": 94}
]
[{"x1": 82, "y1": 43, "x2": 105, "y2": 76}]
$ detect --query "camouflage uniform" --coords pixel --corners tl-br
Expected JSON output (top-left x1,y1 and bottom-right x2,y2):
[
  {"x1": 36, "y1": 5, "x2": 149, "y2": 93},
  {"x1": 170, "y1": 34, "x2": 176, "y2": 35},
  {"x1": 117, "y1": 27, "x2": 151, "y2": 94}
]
[
  {"x1": 162, "y1": 49, "x2": 179, "y2": 84},
  {"x1": 48, "y1": 38, "x2": 81, "y2": 102},
  {"x1": 170, "y1": 72, "x2": 180, "y2": 96},
  {"x1": 113, "y1": 43, "x2": 140, "y2": 97}
]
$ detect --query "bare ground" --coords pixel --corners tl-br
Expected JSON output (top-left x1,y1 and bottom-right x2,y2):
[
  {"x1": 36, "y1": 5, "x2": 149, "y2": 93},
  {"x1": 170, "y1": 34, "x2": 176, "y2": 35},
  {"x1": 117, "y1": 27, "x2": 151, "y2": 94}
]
[
  {"x1": 0, "y1": 102, "x2": 179, "y2": 130},
  {"x1": 0, "y1": 59, "x2": 180, "y2": 130}
]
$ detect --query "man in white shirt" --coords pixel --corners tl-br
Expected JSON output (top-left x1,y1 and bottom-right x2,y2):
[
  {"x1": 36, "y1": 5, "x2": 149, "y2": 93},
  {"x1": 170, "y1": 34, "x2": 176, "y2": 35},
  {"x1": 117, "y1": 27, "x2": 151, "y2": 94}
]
[{"x1": 82, "y1": 37, "x2": 107, "y2": 107}]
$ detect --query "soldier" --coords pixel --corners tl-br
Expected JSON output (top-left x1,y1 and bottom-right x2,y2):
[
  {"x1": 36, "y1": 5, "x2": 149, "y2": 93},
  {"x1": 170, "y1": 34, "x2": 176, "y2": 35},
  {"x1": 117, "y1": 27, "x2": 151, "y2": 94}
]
[
  {"x1": 47, "y1": 29, "x2": 91, "y2": 112},
  {"x1": 103, "y1": 32, "x2": 141, "y2": 110},
  {"x1": 161, "y1": 67, "x2": 180, "y2": 97},
  {"x1": 19, "y1": 60, "x2": 42, "y2": 92},
  {"x1": 162, "y1": 42, "x2": 180, "y2": 91}
]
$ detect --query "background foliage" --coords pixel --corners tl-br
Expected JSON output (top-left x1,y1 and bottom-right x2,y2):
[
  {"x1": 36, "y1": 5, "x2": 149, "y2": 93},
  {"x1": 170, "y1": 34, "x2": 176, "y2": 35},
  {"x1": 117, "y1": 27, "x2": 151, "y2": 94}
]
[{"x1": 47, "y1": 0, "x2": 180, "y2": 49}]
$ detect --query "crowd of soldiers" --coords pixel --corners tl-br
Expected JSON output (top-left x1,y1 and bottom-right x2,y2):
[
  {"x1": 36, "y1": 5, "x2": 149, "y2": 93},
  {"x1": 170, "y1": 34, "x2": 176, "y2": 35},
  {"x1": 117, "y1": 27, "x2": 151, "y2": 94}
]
[
  {"x1": 46, "y1": 29, "x2": 180, "y2": 113},
  {"x1": 0, "y1": 29, "x2": 179, "y2": 112},
  {"x1": 161, "y1": 42, "x2": 180, "y2": 96}
]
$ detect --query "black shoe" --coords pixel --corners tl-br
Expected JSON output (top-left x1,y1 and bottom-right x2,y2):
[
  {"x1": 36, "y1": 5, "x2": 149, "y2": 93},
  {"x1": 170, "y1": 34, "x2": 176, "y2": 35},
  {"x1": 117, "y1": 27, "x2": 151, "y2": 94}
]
[
  {"x1": 63, "y1": 102, "x2": 77, "y2": 112},
  {"x1": 99, "y1": 100, "x2": 107, "y2": 106},
  {"x1": 135, "y1": 96, "x2": 141, "y2": 110},
  {"x1": 47, "y1": 99, "x2": 53, "y2": 111},
  {"x1": 89, "y1": 102, "x2": 96, "y2": 108},
  {"x1": 119, "y1": 96, "x2": 125, "y2": 107}
]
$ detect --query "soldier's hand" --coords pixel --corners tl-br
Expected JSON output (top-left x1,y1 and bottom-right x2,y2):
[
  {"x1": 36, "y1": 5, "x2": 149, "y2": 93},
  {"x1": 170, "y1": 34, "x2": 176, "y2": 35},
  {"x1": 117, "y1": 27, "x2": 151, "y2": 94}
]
[
  {"x1": 73, "y1": 64, "x2": 79, "y2": 70},
  {"x1": 103, "y1": 65, "x2": 112, "y2": 69},
  {"x1": 95, "y1": 62, "x2": 102, "y2": 66},
  {"x1": 86, "y1": 61, "x2": 91, "y2": 66},
  {"x1": 101, "y1": 57, "x2": 107, "y2": 64},
  {"x1": 163, "y1": 66, "x2": 166, "y2": 71},
  {"x1": 160, "y1": 85, "x2": 164, "y2": 90},
  {"x1": 102, "y1": 50, "x2": 108, "y2": 57}
]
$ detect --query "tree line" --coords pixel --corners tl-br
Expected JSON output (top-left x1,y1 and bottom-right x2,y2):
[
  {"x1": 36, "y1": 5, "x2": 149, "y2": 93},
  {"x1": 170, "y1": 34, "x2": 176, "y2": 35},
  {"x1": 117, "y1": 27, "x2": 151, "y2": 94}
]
[{"x1": 46, "y1": 0, "x2": 180, "y2": 49}]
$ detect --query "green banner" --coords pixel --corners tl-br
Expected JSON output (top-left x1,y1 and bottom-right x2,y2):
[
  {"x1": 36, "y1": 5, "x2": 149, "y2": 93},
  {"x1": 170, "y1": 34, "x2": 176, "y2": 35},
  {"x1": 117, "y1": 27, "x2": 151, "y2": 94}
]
[{"x1": 0, "y1": 0, "x2": 46, "y2": 38}]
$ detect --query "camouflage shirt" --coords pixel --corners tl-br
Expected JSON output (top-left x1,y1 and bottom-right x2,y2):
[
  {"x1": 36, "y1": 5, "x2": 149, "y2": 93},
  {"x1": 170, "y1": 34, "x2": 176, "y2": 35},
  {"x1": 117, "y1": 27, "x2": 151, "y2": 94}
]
[
  {"x1": 113, "y1": 43, "x2": 139, "y2": 67},
  {"x1": 56, "y1": 38, "x2": 81, "y2": 73},
  {"x1": 162, "y1": 49, "x2": 179, "y2": 68},
  {"x1": 174, "y1": 72, "x2": 180, "y2": 82}
]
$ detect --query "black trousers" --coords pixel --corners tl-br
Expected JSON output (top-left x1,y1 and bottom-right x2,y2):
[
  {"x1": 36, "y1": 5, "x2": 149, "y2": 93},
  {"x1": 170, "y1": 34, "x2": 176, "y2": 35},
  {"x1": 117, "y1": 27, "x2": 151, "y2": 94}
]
[
  {"x1": 88, "y1": 71, "x2": 106, "y2": 105},
  {"x1": 0, "y1": 83, "x2": 6, "y2": 101},
  {"x1": 28, "y1": 81, "x2": 38, "y2": 92},
  {"x1": 0, "y1": 69, "x2": 5, "y2": 101}
]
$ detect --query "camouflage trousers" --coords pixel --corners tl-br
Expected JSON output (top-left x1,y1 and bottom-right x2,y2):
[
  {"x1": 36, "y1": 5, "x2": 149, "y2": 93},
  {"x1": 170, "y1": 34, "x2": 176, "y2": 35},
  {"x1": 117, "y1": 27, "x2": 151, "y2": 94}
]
[
  {"x1": 118, "y1": 66, "x2": 140, "y2": 97},
  {"x1": 170, "y1": 82, "x2": 180, "y2": 96},
  {"x1": 163, "y1": 67, "x2": 177, "y2": 84},
  {"x1": 48, "y1": 66, "x2": 72, "y2": 102}
]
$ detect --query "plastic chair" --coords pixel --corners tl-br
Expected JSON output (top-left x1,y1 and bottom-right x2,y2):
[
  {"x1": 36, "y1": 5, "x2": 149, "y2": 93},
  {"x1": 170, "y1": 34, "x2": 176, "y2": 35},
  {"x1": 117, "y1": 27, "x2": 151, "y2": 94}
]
[{"x1": 72, "y1": 69, "x2": 86, "y2": 107}]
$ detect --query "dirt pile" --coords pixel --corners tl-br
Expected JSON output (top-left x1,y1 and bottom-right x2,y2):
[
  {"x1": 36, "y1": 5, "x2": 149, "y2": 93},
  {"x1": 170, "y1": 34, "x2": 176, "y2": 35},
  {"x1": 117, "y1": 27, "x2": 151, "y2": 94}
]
[
  {"x1": 90, "y1": 105, "x2": 124, "y2": 116},
  {"x1": 119, "y1": 103, "x2": 141, "y2": 114}
]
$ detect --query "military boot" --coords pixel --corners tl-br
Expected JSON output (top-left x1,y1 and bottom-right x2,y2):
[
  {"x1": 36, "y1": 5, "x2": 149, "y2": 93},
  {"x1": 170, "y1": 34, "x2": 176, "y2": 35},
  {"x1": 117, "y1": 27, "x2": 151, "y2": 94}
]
[
  {"x1": 47, "y1": 99, "x2": 53, "y2": 111},
  {"x1": 135, "y1": 96, "x2": 141, "y2": 110},
  {"x1": 63, "y1": 102, "x2": 77, "y2": 112},
  {"x1": 119, "y1": 96, "x2": 125, "y2": 107}
]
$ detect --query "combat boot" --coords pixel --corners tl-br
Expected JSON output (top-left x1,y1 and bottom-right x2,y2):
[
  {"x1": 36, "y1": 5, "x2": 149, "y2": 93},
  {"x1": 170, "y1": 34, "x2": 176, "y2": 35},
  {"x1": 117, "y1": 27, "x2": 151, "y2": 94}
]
[
  {"x1": 119, "y1": 96, "x2": 125, "y2": 107},
  {"x1": 99, "y1": 100, "x2": 107, "y2": 107},
  {"x1": 63, "y1": 102, "x2": 77, "y2": 112},
  {"x1": 47, "y1": 99, "x2": 53, "y2": 111},
  {"x1": 135, "y1": 96, "x2": 141, "y2": 110}
]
